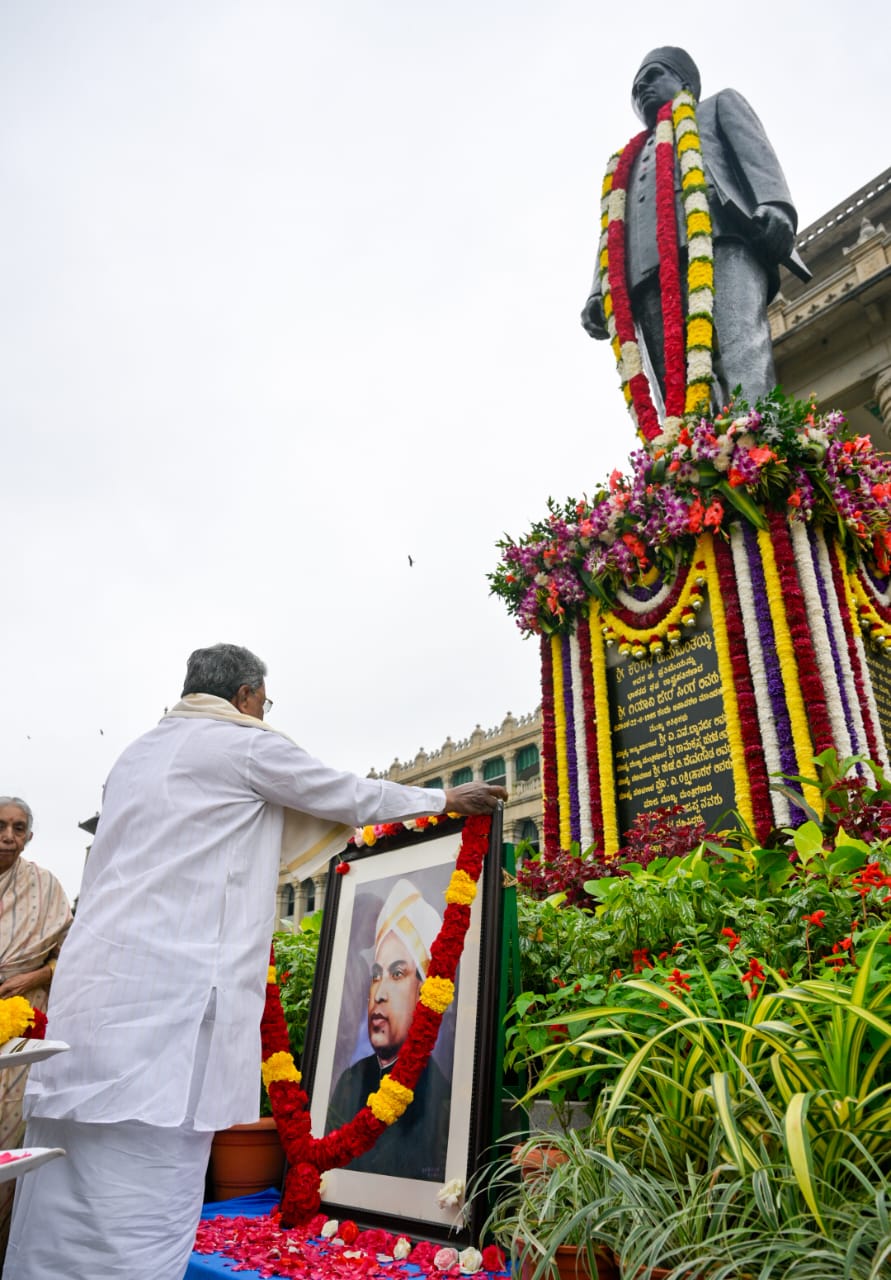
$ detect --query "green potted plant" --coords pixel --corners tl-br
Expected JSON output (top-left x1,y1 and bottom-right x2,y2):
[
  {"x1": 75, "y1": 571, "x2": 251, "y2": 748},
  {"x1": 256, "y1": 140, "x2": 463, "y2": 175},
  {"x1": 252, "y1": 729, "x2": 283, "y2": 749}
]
[
  {"x1": 209, "y1": 914, "x2": 322, "y2": 1200},
  {"x1": 475, "y1": 1127, "x2": 621, "y2": 1280}
]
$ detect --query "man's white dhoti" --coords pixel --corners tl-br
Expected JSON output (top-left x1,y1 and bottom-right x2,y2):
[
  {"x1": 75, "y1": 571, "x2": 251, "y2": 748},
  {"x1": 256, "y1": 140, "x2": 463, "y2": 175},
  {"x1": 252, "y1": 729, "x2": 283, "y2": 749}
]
[{"x1": 3, "y1": 1117, "x2": 213, "y2": 1280}]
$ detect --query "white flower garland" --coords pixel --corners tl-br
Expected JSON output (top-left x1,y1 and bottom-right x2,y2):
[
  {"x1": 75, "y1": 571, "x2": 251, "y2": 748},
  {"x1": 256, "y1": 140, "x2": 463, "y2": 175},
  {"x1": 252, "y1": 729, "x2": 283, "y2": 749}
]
[
  {"x1": 790, "y1": 521, "x2": 854, "y2": 761},
  {"x1": 569, "y1": 629, "x2": 594, "y2": 850},
  {"x1": 729, "y1": 524, "x2": 788, "y2": 827},
  {"x1": 813, "y1": 530, "x2": 871, "y2": 759}
]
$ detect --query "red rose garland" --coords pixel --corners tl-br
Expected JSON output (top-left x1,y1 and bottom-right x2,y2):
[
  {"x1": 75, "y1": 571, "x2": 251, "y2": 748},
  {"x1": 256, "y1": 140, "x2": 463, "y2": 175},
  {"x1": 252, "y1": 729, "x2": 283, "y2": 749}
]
[
  {"x1": 654, "y1": 101, "x2": 686, "y2": 422},
  {"x1": 261, "y1": 814, "x2": 492, "y2": 1227},
  {"x1": 712, "y1": 533, "x2": 774, "y2": 840}
]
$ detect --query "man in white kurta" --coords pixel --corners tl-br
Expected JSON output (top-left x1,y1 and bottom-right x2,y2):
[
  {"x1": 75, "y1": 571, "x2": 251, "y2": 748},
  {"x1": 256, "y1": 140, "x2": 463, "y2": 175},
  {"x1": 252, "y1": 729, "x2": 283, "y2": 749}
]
[{"x1": 3, "y1": 644, "x2": 505, "y2": 1280}]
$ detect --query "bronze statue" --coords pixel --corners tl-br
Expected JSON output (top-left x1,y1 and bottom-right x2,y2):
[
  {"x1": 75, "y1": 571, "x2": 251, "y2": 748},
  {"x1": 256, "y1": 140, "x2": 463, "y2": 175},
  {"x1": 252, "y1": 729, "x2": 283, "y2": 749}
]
[{"x1": 581, "y1": 47, "x2": 810, "y2": 414}]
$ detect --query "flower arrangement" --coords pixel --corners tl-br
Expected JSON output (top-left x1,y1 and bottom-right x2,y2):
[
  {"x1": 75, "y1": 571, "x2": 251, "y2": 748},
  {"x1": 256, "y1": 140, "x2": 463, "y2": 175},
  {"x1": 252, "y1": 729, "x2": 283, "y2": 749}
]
[
  {"x1": 490, "y1": 392, "x2": 891, "y2": 635},
  {"x1": 0, "y1": 997, "x2": 47, "y2": 1044},
  {"x1": 260, "y1": 815, "x2": 491, "y2": 1228}
]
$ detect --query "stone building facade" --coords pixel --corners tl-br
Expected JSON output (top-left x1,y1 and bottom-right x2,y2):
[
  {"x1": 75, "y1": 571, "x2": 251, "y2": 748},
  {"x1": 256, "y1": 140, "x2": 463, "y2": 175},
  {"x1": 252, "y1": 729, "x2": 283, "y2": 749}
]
[
  {"x1": 276, "y1": 709, "x2": 543, "y2": 930},
  {"x1": 769, "y1": 167, "x2": 891, "y2": 441},
  {"x1": 371, "y1": 708, "x2": 543, "y2": 849}
]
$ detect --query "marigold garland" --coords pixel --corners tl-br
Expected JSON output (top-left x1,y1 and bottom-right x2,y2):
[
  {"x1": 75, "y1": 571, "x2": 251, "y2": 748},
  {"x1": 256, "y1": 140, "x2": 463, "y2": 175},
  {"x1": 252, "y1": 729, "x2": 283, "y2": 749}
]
[
  {"x1": 576, "y1": 612, "x2": 605, "y2": 852},
  {"x1": 0, "y1": 997, "x2": 44, "y2": 1045},
  {"x1": 700, "y1": 534, "x2": 754, "y2": 833},
  {"x1": 756, "y1": 523, "x2": 821, "y2": 814},
  {"x1": 600, "y1": 89, "x2": 714, "y2": 442},
  {"x1": 367, "y1": 1075, "x2": 414, "y2": 1124},
  {"x1": 444, "y1": 869, "x2": 477, "y2": 906},
  {"x1": 834, "y1": 547, "x2": 885, "y2": 763},
  {"x1": 599, "y1": 558, "x2": 706, "y2": 656},
  {"x1": 419, "y1": 976, "x2": 455, "y2": 1014},
  {"x1": 588, "y1": 601, "x2": 621, "y2": 855},
  {"x1": 261, "y1": 815, "x2": 492, "y2": 1227},
  {"x1": 261, "y1": 1050, "x2": 302, "y2": 1090}
]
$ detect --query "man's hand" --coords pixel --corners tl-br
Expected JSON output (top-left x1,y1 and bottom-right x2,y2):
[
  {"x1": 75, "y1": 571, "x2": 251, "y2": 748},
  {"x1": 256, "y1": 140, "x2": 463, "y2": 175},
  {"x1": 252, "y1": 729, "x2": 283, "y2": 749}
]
[
  {"x1": 750, "y1": 204, "x2": 796, "y2": 262},
  {"x1": 443, "y1": 782, "x2": 508, "y2": 815},
  {"x1": 581, "y1": 293, "x2": 608, "y2": 340}
]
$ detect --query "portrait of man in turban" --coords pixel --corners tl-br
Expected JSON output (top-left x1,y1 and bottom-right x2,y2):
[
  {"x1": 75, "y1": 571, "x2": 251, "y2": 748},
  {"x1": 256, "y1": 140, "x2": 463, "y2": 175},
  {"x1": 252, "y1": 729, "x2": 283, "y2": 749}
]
[{"x1": 325, "y1": 874, "x2": 454, "y2": 1181}]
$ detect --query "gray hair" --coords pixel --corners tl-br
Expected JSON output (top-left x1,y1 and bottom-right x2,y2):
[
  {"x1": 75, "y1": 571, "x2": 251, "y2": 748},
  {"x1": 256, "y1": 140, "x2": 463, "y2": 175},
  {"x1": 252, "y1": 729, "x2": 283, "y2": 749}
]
[
  {"x1": 181, "y1": 644, "x2": 267, "y2": 700},
  {"x1": 0, "y1": 797, "x2": 34, "y2": 832}
]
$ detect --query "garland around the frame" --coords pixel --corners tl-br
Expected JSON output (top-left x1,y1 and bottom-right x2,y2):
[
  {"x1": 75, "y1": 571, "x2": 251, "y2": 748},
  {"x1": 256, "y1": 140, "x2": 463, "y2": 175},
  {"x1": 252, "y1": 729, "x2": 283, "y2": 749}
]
[{"x1": 260, "y1": 814, "x2": 491, "y2": 1228}]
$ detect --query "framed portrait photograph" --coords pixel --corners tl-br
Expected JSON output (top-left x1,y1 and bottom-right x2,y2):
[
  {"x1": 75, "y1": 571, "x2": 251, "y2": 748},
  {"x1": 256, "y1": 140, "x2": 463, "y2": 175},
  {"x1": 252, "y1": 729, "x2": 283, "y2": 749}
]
[{"x1": 299, "y1": 810, "x2": 504, "y2": 1244}]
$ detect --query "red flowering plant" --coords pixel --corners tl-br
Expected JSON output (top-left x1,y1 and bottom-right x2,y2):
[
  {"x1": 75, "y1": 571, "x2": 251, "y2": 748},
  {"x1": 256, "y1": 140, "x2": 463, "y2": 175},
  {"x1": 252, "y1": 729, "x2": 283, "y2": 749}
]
[{"x1": 506, "y1": 763, "x2": 891, "y2": 1125}]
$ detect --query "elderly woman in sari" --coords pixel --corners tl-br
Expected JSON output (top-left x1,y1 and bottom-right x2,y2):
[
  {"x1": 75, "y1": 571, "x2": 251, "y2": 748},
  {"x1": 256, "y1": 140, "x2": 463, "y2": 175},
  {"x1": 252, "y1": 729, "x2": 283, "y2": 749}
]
[{"x1": 0, "y1": 798, "x2": 71, "y2": 1257}]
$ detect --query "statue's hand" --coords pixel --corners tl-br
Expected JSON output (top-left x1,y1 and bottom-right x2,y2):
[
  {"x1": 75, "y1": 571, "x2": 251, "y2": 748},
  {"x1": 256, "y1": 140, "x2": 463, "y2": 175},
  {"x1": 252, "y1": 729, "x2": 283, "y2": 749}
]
[
  {"x1": 750, "y1": 204, "x2": 796, "y2": 262},
  {"x1": 581, "y1": 293, "x2": 608, "y2": 340}
]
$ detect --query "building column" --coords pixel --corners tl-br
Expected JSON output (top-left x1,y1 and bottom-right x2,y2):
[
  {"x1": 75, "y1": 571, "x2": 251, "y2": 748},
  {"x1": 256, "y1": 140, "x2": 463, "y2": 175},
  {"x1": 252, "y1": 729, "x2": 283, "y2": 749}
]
[
  {"x1": 313, "y1": 874, "x2": 327, "y2": 915},
  {"x1": 294, "y1": 881, "x2": 308, "y2": 925}
]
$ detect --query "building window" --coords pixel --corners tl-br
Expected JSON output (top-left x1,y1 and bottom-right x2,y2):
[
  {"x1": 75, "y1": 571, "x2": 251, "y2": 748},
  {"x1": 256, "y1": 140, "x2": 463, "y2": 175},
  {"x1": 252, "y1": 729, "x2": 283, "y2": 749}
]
[
  {"x1": 424, "y1": 776, "x2": 444, "y2": 790},
  {"x1": 302, "y1": 878, "x2": 315, "y2": 915},
  {"x1": 282, "y1": 883, "x2": 295, "y2": 918},
  {"x1": 517, "y1": 818, "x2": 539, "y2": 854},
  {"x1": 483, "y1": 757, "x2": 507, "y2": 788},
  {"x1": 516, "y1": 744, "x2": 540, "y2": 782},
  {"x1": 451, "y1": 766, "x2": 473, "y2": 786}
]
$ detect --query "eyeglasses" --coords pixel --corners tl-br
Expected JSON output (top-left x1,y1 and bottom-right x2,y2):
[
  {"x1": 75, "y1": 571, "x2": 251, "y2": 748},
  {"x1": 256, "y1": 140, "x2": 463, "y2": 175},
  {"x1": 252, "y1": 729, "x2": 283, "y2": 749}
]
[{"x1": 263, "y1": 698, "x2": 273, "y2": 715}]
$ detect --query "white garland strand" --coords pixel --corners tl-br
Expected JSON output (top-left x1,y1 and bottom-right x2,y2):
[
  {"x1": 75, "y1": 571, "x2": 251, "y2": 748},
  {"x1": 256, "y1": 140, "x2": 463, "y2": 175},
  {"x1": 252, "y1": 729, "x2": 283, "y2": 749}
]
[
  {"x1": 812, "y1": 530, "x2": 870, "y2": 761},
  {"x1": 790, "y1": 521, "x2": 853, "y2": 761},
  {"x1": 570, "y1": 628, "x2": 594, "y2": 851},
  {"x1": 729, "y1": 524, "x2": 789, "y2": 827}
]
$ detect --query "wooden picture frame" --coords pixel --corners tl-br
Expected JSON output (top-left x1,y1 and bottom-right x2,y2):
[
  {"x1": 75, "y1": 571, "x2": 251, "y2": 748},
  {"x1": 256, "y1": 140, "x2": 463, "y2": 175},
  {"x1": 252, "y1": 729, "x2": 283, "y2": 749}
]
[{"x1": 299, "y1": 811, "x2": 504, "y2": 1244}]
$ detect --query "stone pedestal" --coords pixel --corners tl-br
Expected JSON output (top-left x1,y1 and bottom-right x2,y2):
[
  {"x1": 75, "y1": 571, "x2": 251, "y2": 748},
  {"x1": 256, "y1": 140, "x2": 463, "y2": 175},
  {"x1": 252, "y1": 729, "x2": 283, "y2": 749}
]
[{"x1": 539, "y1": 517, "x2": 891, "y2": 854}]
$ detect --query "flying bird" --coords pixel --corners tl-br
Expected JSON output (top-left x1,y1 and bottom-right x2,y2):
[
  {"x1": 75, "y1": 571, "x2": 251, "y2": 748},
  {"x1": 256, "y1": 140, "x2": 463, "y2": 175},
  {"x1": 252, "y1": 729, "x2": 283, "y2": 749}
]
[{"x1": 408, "y1": 555, "x2": 414, "y2": 567}]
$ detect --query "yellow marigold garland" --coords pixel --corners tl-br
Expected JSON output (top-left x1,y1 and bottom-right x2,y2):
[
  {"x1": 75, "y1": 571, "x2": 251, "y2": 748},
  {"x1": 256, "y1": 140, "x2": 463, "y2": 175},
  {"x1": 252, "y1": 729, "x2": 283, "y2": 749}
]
[
  {"x1": 419, "y1": 975, "x2": 455, "y2": 1015},
  {"x1": 672, "y1": 90, "x2": 714, "y2": 414},
  {"x1": 444, "y1": 868, "x2": 477, "y2": 906},
  {"x1": 850, "y1": 568, "x2": 891, "y2": 647},
  {"x1": 551, "y1": 633, "x2": 572, "y2": 850},
  {"x1": 599, "y1": 560, "x2": 705, "y2": 654},
  {"x1": 261, "y1": 1050, "x2": 302, "y2": 1089},
  {"x1": 588, "y1": 602, "x2": 620, "y2": 855},
  {"x1": 700, "y1": 534, "x2": 754, "y2": 831},
  {"x1": 368, "y1": 1074, "x2": 414, "y2": 1126},
  {"x1": 0, "y1": 996, "x2": 37, "y2": 1045}
]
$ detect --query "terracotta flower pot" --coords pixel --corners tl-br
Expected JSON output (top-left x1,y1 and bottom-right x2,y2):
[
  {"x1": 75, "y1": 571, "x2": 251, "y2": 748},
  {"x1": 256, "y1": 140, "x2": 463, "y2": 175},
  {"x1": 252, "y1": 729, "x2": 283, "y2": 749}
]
[
  {"x1": 209, "y1": 1116, "x2": 285, "y2": 1201},
  {"x1": 521, "y1": 1243, "x2": 618, "y2": 1280},
  {"x1": 510, "y1": 1143, "x2": 570, "y2": 1179}
]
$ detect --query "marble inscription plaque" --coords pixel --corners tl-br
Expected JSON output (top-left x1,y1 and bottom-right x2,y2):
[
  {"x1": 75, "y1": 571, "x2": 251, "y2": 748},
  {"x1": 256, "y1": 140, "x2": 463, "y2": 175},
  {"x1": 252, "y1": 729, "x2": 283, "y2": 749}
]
[{"x1": 605, "y1": 599, "x2": 736, "y2": 835}]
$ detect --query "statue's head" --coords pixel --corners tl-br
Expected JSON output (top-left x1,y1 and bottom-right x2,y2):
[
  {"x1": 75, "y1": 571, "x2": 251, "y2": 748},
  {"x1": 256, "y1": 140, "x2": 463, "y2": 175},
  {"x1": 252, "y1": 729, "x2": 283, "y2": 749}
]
[{"x1": 632, "y1": 47, "x2": 701, "y2": 127}]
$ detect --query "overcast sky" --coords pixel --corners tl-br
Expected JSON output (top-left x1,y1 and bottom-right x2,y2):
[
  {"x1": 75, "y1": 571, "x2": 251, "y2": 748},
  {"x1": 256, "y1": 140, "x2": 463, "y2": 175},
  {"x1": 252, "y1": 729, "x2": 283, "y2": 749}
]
[{"x1": 2, "y1": 0, "x2": 888, "y2": 898}]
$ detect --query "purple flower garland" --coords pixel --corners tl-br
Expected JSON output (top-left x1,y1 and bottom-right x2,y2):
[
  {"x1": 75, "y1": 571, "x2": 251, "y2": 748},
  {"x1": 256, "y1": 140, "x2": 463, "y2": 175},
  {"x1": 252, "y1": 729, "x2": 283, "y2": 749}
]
[
  {"x1": 742, "y1": 522, "x2": 800, "y2": 796},
  {"x1": 807, "y1": 525, "x2": 859, "y2": 754},
  {"x1": 561, "y1": 631, "x2": 581, "y2": 845}
]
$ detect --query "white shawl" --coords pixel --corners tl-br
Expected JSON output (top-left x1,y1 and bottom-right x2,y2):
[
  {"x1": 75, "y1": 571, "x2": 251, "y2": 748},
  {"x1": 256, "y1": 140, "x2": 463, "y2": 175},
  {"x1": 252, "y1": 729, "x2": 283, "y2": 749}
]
[{"x1": 163, "y1": 693, "x2": 353, "y2": 876}]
